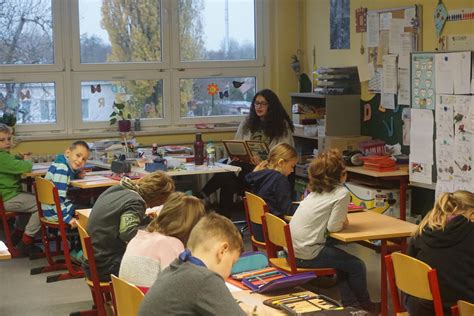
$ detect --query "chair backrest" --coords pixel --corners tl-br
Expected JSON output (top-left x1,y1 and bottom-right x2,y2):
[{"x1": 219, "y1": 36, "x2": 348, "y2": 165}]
[
  {"x1": 77, "y1": 210, "x2": 89, "y2": 229},
  {"x1": 111, "y1": 274, "x2": 145, "y2": 316},
  {"x1": 458, "y1": 300, "x2": 474, "y2": 316},
  {"x1": 34, "y1": 177, "x2": 63, "y2": 223},
  {"x1": 76, "y1": 222, "x2": 89, "y2": 261},
  {"x1": 262, "y1": 212, "x2": 299, "y2": 274},
  {"x1": 385, "y1": 252, "x2": 444, "y2": 316},
  {"x1": 244, "y1": 191, "x2": 268, "y2": 225}
]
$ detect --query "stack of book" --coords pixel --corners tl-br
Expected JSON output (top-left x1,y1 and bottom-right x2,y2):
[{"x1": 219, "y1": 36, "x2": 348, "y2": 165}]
[{"x1": 314, "y1": 67, "x2": 360, "y2": 95}]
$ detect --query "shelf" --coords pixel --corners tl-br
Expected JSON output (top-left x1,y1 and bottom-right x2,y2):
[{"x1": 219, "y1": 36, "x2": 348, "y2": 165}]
[{"x1": 294, "y1": 132, "x2": 319, "y2": 140}]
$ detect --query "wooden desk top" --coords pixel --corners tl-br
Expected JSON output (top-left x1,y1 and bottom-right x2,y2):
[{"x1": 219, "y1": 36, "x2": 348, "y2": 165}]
[
  {"x1": 0, "y1": 250, "x2": 11, "y2": 260},
  {"x1": 232, "y1": 290, "x2": 286, "y2": 315},
  {"x1": 330, "y1": 211, "x2": 417, "y2": 242},
  {"x1": 346, "y1": 165, "x2": 408, "y2": 178}
]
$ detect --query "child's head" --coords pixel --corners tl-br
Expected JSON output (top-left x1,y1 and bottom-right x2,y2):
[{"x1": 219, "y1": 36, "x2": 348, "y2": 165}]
[
  {"x1": 308, "y1": 149, "x2": 346, "y2": 193},
  {"x1": 0, "y1": 123, "x2": 12, "y2": 151},
  {"x1": 146, "y1": 192, "x2": 205, "y2": 245},
  {"x1": 136, "y1": 171, "x2": 175, "y2": 207},
  {"x1": 254, "y1": 143, "x2": 297, "y2": 176},
  {"x1": 416, "y1": 190, "x2": 474, "y2": 236},
  {"x1": 65, "y1": 141, "x2": 90, "y2": 171},
  {"x1": 187, "y1": 213, "x2": 244, "y2": 279}
]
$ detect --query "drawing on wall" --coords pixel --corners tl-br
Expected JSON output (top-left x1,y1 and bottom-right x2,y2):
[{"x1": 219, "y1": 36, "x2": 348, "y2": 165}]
[
  {"x1": 411, "y1": 53, "x2": 435, "y2": 110},
  {"x1": 330, "y1": 0, "x2": 350, "y2": 49}
]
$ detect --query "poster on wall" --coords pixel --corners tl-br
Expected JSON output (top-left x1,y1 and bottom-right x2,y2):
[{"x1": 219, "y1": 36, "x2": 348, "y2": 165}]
[
  {"x1": 411, "y1": 53, "x2": 435, "y2": 110},
  {"x1": 330, "y1": 0, "x2": 350, "y2": 49}
]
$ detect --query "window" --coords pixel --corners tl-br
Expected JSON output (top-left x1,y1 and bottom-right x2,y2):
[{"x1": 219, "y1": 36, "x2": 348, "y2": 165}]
[{"x1": 0, "y1": 0, "x2": 266, "y2": 137}]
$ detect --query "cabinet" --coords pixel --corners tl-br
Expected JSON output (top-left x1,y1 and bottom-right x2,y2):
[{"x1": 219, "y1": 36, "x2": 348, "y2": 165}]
[
  {"x1": 290, "y1": 93, "x2": 360, "y2": 153},
  {"x1": 290, "y1": 93, "x2": 361, "y2": 200}
]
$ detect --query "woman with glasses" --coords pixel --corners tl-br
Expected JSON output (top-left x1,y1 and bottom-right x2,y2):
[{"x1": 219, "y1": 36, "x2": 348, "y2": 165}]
[{"x1": 199, "y1": 89, "x2": 294, "y2": 219}]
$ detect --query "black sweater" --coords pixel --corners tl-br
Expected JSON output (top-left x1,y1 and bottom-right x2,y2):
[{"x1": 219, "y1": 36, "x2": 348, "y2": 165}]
[{"x1": 407, "y1": 215, "x2": 474, "y2": 315}]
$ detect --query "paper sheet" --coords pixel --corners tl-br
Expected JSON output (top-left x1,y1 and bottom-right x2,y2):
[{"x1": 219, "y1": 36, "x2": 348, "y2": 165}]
[
  {"x1": 398, "y1": 68, "x2": 410, "y2": 106},
  {"x1": 32, "y1": 164, "x2": 50, "y2": 170},
  {"x1": 402, "y1": 107, "x2": 411, "y2": 146},
  {"x1": 435, "y1": 53, "x2": 454, "y2": 94},
  {"x1": 367, "y1": 12, "x2": 379, "y2": 48},
  {"x1": 225, "y1": 282, "x2": 243, "y2": 293},
  {"x1": 376, "y1": 31, "x2": 389, "y2": 66},
  {"x1": 382, "y1": 54, "x2": 398, "y2": 94},
  {"x1": 381, "y1": 93, "x2": 395, "y2": 110},
  {"x1": 412, "y1": 53, "x2": 435, "y2": 110},
  {"x1": 453, "y1": 51, "x2": 471, "y2": 94},
  {"x1": 357, "y1": 62, "x2": 374, "y2": 82},
  {"x1": 0, "y1": 241, "x2": 7, "y2": 252},
  {"x1": 410, "y1": 109, "x2": 434, "y2": 164},
  {"x1": 409, "y1": 161, "x2": 433, "y2": 184},
  {"x1": 368, "y1": 67, "x2": 382, "y2": 92},
  {"x1": 379, "y1": 12, "x2": 392, "y2": 30},
  {"x1": 389, "y1": 19, "x2": 405, "y2": 55},
  {"x1": 398, "y1": 54, "x2": 410, "y2": 69}
]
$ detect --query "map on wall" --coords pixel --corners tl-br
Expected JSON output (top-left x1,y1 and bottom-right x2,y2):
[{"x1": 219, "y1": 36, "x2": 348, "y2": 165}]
[{"x1": 330, "y1": 0, "x2": 350, "y2": 49}]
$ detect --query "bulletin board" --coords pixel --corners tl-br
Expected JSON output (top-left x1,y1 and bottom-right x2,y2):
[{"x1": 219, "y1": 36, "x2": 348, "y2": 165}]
[{"x1": 367, "y1": 5, "x2": 422, "y2": 93}]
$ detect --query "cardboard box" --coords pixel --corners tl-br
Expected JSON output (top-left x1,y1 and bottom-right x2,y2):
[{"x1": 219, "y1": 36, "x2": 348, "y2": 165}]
[
  {"x1": 345, "y1": 182, "x2": 411, "y2": 218},
  {"x1": 318, "y1": 135, "x2": 371, "y2": 152}
]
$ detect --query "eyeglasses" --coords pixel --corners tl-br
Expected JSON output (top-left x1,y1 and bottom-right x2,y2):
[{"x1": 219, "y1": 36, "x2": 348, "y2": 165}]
[{"x1": 254, "y1": 101, "x2": 269, "y2": 107}]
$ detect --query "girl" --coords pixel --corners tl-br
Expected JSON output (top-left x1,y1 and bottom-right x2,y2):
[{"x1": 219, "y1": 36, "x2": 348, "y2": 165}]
[
  {"x1": 290, "y1": 150, "x2": 378, "y2": 313},
  {"x1": 85, "y1": 171, "x2": 175, "y2": 281},
  {"x1": 119, "y1": 192, "x2": 205, "y2": 292},
  {"x1": 200, "y1": 89, "x2": 294, "y2": 218},
  {"x1": 245, "y1": 143, "x2": 297, "y2": 241},
  {"x1": 407, "y1": 190, "x2": 474, "y2": 316}
]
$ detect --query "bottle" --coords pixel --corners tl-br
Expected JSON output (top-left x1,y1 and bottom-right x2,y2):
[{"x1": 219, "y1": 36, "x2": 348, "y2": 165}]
[
  {"x1": 152, "y1": 143, "x2": 158, "y2": 156},
  {"x1": 194, "y1": 133, "x2": 204, "y2": 165},
  {"x1": 206, "y1": 140, "x2": 216, "y2": 167},
  {"x1": 134, "y1": 118, "x2": 141, "y2": 131}
]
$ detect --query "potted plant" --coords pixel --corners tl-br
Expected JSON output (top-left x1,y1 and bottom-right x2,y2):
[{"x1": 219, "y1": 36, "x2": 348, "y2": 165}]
[
  {"x1": 109, "y1": 102, "x2": 132, "y2": 132},
  {"x1": 0, "y1": 111, "x2": 17, "y2": 133}
]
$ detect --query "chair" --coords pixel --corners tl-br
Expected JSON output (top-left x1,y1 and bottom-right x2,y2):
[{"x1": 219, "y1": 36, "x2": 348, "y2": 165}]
[
  {"x1": 30, "y1": 177, "x2": 84, "y2": 282},
  {"x1": 70, "y1": 222, "x2": 111, "y2": 316},
  {"x1": 111, "y1": 274, "x2": 145, "y2": 316},
  {"x1": 77, "y1": 209, "x2": 89, "y2": 229},
  {"x1": 385, "y1": 252, "x2": 444, "y2": 316},
  {"x1": 243, "y1": 192, "x2": 269, "y2": 251},
  {"x1": 262, "y1": 212, "x2": 336, "y2": 276},
  {"x1": 457, "y1": 300, "x2": 474, "y2": 316},
  {"x1": 0, "y1": 195, "x2": 21, "y2": 257}
]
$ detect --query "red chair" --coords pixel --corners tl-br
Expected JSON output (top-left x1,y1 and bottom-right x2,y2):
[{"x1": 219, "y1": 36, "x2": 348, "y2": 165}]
[
  {"x1": 70, "y1": 222, "x2": 111, "y2": 316},
  {"x1": 385, "y1": 252, "x2": 444, "y2": 316},
  {"x1": 243, "y1": 192, "x2": 269, "y2": 251},
  {"x1": 30, "y1": 177, "x2": 84, "y2": 282},
  {"x1": 262, "y1": 212, "x2": 336, "y2": 276},
  {"x1": 0, "y1": 195, "x2": 22, "y2": 257}
]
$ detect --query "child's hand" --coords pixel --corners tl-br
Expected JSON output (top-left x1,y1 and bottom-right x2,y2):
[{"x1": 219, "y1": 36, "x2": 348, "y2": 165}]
[
  {"x1": 249, "y1": 155, "x2": 261, "y2": 166},
  {"x1": 20, "y1": 152, "x2": 32, "y2": 160},
  {"x1": 69, "y1": 218, "x2": 78, "y2": 229},
  {"x1": 77, "y1": 169, "x2": 87, "y2": 179}
]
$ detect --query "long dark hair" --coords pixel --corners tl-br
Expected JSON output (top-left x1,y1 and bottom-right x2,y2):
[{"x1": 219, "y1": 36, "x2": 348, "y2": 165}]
[{"x1": 243, "y1": 89, "x2": 294, "y2": 141}]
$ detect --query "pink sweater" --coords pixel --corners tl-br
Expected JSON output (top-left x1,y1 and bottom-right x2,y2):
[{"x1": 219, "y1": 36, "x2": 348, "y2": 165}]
[{"x1": 119, "y1": 230, "x2": 184, "y2": 288}]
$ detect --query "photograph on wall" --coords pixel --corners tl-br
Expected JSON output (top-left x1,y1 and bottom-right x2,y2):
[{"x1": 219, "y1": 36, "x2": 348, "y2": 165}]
[{"x1": 330, "y1": 0, "x2": 350, "y2": 49}]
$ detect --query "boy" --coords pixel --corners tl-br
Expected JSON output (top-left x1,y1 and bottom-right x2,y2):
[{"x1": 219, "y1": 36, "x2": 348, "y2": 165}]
[
  {"x1": 138, "y1": 213, "x2": 247, "y2": 316},
  {"x1": 43, "y1": 140, "x2": 90, "y2": 228},
  {"x1": 0, "y1": 123, "x2": 41, "y2": 256}
]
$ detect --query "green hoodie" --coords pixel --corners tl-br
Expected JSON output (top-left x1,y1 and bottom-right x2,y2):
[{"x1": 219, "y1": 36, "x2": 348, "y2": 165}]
[{"x1": 0, "y1": 150, "x2": 33, "y2": 201}]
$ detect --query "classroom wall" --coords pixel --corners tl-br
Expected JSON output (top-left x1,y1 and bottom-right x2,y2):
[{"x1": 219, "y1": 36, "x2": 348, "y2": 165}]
[
  {"x1": 13, "y1": 0, "x2": 301, "y2": 155},
  {"x1": 302, "y1": 0, "x2": 474, "y2": 101}
]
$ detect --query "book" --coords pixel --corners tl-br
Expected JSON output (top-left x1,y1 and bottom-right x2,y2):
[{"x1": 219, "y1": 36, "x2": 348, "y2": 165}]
[{"x1": 222, "y1": 140, "x2": 269, "y2": 164}]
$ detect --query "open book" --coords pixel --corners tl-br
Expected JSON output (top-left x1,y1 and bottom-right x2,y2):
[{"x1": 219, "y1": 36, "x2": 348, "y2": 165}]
[{"x1": 222, "y1": 140, "x2": 269, "y2": 164}]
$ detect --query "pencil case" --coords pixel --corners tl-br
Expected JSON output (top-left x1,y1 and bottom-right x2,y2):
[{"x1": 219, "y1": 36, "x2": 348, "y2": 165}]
[
  {"x1": 242, "y1": 271, "x2": 316, "y2": 294},
  {"x1": 231, "y1": 251, "x2": 268, "y2": 275}
]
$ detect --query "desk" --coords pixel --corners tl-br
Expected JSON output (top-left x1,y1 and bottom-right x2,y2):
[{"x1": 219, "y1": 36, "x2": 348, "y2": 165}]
[
  {"x1": 0, "y1": 250, "x2": 11, "y2": 260},
  {"x1": 346, "y1": 165, "x2": 409, "y2": 221},
  {"x1": 330, "y1": 211, "x2": 417, "y2": 316},
  {"x1": 232, "y1": 290, "x2": 285, "y2": 315}
]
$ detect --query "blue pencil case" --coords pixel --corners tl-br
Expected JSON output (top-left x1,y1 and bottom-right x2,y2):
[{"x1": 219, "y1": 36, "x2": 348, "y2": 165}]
[{"x1": 231, "y1": 251, "x2": 268, "y2": 275}]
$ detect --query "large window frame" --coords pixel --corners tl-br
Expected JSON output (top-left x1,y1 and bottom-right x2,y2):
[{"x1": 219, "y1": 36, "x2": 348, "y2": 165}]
[{"x1": 0, "y1": 0, "x2": 268, "y2": 138}]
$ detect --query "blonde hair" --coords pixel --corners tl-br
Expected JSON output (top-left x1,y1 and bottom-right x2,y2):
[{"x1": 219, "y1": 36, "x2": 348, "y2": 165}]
[
  {"x1": 121, "y1": 171, "x2": 175, "y2": 207},
  {"x1": 146, "y1": 192, "x2": 205, "y2": 245},
  {"x1": 187, "y1": 212, "x2": 244, "y2": 253},
  {"x1": 415, "y1": 190, "x2": 474, "y2": 236},
  {"x1": 308, "y1": 149, "x2": 345, "y2": 193},
  {"x1": 254, "y1": 143, "x2": 297, "y2": 172}
]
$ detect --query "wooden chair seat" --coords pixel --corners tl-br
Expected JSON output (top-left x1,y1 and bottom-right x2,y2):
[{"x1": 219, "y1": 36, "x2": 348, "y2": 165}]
[
  {"x1": 458, "y1": 300, "x2": 474, "y2": 316},
  {"x1": 86, "y1": 279, "x2": 111, "y2": 288},
  {"x1": 250, "y1": 236, "x2": 265, "y2": 248},
  {"x1": 39, "y1": 217, "x2": 60, "y2": 226},
  {"x1": 269, "y1": 257, "x2": 336, "y2": 275}
]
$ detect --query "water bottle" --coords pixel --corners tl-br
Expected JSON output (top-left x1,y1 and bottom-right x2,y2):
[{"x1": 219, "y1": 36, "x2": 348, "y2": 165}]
[
  {"x1": 206, "y1": 140, "x2": 216, "y2": 167},
  {"x1": 194, "y1": 133, "x2": 204, "y2": 165}
]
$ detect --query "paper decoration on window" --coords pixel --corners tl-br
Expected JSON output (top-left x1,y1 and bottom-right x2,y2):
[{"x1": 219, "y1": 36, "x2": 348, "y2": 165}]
[{"x1": 434, "y1": 1, "x2": 448, "y2": 37}]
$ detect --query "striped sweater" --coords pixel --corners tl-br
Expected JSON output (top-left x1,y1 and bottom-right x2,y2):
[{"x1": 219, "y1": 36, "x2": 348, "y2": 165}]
[{"x1": 43, "y1": 154, "x2": 79, "y2": 224}]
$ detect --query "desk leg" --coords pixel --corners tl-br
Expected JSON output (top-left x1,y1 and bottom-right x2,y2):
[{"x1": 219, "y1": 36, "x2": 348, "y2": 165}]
[
  {"x1": 399, "y1": 179, "x2": 408, "y2": 221},
  {"x1": 381, "y1": 240, "x2": 388, "y2": 316}
]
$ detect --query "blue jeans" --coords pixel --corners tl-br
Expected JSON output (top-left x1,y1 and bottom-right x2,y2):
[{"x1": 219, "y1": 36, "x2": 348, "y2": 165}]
[{"x1": 296, "y1": 245, "x2": 371, "y2": 307}]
